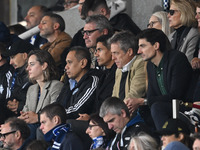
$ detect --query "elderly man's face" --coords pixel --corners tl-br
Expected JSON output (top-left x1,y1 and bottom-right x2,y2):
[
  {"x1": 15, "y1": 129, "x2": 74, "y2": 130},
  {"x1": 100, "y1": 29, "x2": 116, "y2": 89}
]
[{"x1": 0, "y1": 123, "x2": 17, "y2": 149}]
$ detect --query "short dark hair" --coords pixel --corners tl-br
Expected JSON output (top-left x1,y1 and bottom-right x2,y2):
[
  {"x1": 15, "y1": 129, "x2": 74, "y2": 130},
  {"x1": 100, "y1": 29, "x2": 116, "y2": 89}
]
[
  {"x1": 69, "y1": 46, "x2": 91, "y2": 70},
  {"x1": 27, "y1": 140, "x2": 50, "y2": 150},
  {"x1": 28, "y1": 50, "x2": 59, "y2": 83},
  {"x1": 5, "y1": 117, "x2": 30, "y2": 140},
  {"x1": 96, "y1": 34, "x2": 112, "y2": 50},
  {"x1": 40, "y1": 103, "x2": 67, "y2": 124},
  {"x1": 39, "y1": 5, "x2": 49, "y2": 16},
  {"x1": 137, "y1": 28, "x2": 171, "y2": 53},
  {"x1": 109, "y1": 30, "x2": 137, "y2": 54},
  {"x1": 43, "y1": 13, "x2": 65, "y2": 31},
  {"x1": 82, "y1": 0, "x2": 110, "y2": 18},
  {"x1": 99, "y1": 97, "x2": 130, "y2": 118}
]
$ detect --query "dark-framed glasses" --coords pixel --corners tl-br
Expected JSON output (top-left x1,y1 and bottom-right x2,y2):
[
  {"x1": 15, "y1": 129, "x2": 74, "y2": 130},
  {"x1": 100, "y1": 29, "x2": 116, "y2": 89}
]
[
  {"x1": 0, "y1": 131, "x2": 16, "y2": 139},
  {"x1": 167, "y1": 9, "x2": 179, "y2": 16},
  {"x1": 88, "y1": 124, "x2": 99, "y2": 130},
  {"x1": 81, "y1": 29, "x2": 99, "y2": 36},
  {"x1": 147, "y1": 21, "x2": 159, "y2": 28}
]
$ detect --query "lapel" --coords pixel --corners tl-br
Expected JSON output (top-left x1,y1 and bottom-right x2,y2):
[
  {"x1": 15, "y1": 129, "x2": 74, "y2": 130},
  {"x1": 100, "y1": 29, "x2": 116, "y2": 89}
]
[
  {"x1": 36, "y1": 81, "x2": 51, "y2": 113},
  {"x1": 170, "y1": 32, "x2": 177, "y2": 49},
  {"x1": 31, "y1": 84, "x2": 39, "y2": 112}
]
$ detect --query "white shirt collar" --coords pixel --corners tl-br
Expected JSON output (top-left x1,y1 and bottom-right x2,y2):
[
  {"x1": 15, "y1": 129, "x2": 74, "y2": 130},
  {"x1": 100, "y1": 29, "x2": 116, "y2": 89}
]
[{"x1": 122, "y1": 56, "x2": 136, "y2": 72}]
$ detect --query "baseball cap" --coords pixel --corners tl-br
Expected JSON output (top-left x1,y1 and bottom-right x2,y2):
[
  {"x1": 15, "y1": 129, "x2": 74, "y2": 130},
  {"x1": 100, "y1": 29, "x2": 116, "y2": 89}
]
[
  {"x1": 156, "y1": 118, "x2": 190, "y2": 135},
  {"x1": 3, "y1": 39, "x2": 34, "y2": 57}
]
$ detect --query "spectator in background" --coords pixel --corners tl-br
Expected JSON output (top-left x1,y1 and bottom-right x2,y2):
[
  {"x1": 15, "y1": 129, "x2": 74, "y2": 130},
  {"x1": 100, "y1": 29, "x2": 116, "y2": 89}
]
[
  {"x1": 82, "y1": 0, "x2": 141, "y2": 36},
  {"x1": 57, "y1": 46, "x2": 99, "y2": 120},
  {"x1": 24, "y1": 5, "x2": 48, "y2": 48},
  {"x1": 94, "y1": 35, "x2": 117, "y2": 109},
  {"x1": 3, "y1": 39, "x2": 33, "y2": 116},
  {"x1": 26, "y1": 140, "x2": 49, "y2": 150},
  {"x1": 40, "y1": 103, "x2": 84, "y2": 150},
  {"x1": 63, "y1": 0, "x2": 78, "y2": 10},
  {"x1": 8, "y1": 24, "x2": 27, "y2": 35},
  {"x1": 110, "y1": 31, "x2": 146, "y2": 114},
  {"x1": 128, "y1": 132, "x2": 158, "y2": 150},
  {"x1": 168, "y1": 0, "x2": 198, "y2": 62},
  {"x1": 148, "y1": 11, "x2": 173, "y2": 36},
  {"x1": 0, "y1": 117, "x2": 31, "y2": 150},
  {"x1": 39, "y1": 13, "x2": 72, "y2": 75},
  {"x1": 157, "y1": 118, "x2": 193, "y2": 150},
  {"x1": 99, "y1": 97, "x2": 150, "y2": 150},
  {"x1": 86, "y1": 113, "x2": 115, "y2": 149},
  {"x1": 0, "y1": 43, "x2": 15, "y2": 124},
  {"x1": 83, "y1": 15, "x2": 113, "y2": 68},
  {"x1": 18, "y1": 50, "x2": 63, "y2": 139},
  {"x1": 192, "y1": 133, "x2": 200, "y2": 150},
  {"x1": 137, "y1": 28, "x2": 193, "y2": 130}
]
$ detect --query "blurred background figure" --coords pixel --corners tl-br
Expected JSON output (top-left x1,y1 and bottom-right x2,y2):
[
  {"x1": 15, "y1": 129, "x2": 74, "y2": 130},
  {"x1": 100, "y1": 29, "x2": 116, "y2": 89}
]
[
  {"x1": 8, "y1": 24, "x2": 27, "y2": 35},
  {"x1": 168, "y1": 0, "x2": 198, "y2": 62},
  {"x1": 128, "y1": 132, "x2": 158, "y2": 150},
  {"x1": 63, "y1": 0, "x2": 78, "y2": 10},
  {"x1": 26, "y1": 140, "x2": 50, "y2": 150},
  {"x1": 148, "y1": 11, "x2": 173, "y2": 36}
]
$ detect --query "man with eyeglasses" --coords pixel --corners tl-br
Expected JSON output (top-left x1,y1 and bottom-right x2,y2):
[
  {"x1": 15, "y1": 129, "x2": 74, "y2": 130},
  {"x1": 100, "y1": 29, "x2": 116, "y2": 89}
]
[
  {"x1": 82, "y1": 15, "x2": 113, "y2": 68},
  {"x1": 63, "y1": 0, "x2": 78, "y2": 10},
  {"x1": 0, "y1": 117, "x2": 30, "y2": 150}
]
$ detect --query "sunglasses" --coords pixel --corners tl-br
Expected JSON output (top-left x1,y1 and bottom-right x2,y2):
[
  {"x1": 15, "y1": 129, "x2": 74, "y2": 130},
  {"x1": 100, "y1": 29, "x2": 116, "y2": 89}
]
[
  {"x1": 0, "y1": 131, "x2": 16, "y2": 139},
  {"x1": 168, "y1": 9, "x2": 179, "y2": 16},
  {"x1": 81, "y1": 29, "x2": 99, "y2": 36}
]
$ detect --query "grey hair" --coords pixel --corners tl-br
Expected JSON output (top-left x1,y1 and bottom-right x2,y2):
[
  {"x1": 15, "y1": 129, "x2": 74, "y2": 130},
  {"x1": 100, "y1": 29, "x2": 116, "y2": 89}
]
[
  {"x1": 128, "y1": 132, "x2": 158, "y2": 150},
  {"x1": 99, "y1": 97, "x2": 130, "y2": 118},
  {"x1": 85, "y1": 15, "x2": 113, "y2": 35},
  {"x1": 108, "y1": 30, "x2": 137, "y2": 55},
  {"x1": 152, "y1": 11, "x2": 173, "y2": 36}
]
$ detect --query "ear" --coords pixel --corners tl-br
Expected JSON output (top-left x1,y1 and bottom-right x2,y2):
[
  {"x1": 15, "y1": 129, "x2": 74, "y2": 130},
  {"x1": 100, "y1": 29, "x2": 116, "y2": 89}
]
[
  {"x1": 0, "y1": 54, "x2": 2, "y2": 60},
  {"x1": 53, "y1": 116, "x2": 61, "y2": 125},
  {"x1": 127, "y1": 48, "x2": 134, "y2": 56},
  {"x1": 80, "y1": 58, "x2": 88, "y2": 69},
  {"x1": 23, "y1": 53, "x2": 28, "y2": 60},
  {"x1": 53, "y1": 22, "x2": 60, "y2": 30},
  {"x1": 99, "y1": 8, "x2": 107, "y2": 16},
  {"x1": 178, "y1": 133, "x2": 184, "y2": 141},
  {"x1": 153, "y1": 42, "x2": 160, "y2": 51},
  {"x1": 102, "y1": 29, "x2": 109, "y2": 35},
  {"x1": 121, "y1": 109, "x2": 127, "y2": 118},
  {"x1": 15, "y1": 130, "x2": 21, "y2": 140},
  {"x1": 42, "y1": 62, "x2": 48, "y2": 71}
]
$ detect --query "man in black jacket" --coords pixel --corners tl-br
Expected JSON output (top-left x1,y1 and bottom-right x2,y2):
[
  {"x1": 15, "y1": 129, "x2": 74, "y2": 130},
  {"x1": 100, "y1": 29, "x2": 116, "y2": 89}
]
[
  {"x1": 57, "y1": 46, "x2": 99, "y2": 120},
  {"x1": 137, "y1": 28, "x2": 193, "y2": 130},
  {"x1": 3, "y1": 39, "x2": 33, "y2": 116}
]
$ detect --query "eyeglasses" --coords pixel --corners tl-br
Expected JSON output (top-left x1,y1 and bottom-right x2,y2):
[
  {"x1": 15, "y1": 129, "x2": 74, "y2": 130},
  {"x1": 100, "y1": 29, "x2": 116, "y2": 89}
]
[
  {"x1": 88, "y1": 124, "x2": 99, "y2": 130},
  {"x1": 64, "y1": 1, "x2": 78, "y2": 6},
  {"x1": 167, "y1": 9, "x2": 179, "y2": 16},
  {"x1": 81, "y1": 29, "x2": 99, "y2": 36},
  {"x1": 147, "y1": 21, "x2": 159, "y2": 28},
  {"x1": 0, "y1": 131, "x2": 16, "y2": 139}
]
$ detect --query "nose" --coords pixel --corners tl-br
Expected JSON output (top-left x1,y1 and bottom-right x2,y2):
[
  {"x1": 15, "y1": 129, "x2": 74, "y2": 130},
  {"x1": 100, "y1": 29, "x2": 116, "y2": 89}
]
[
  {"x1": 137, "y1": 48, "x2": 142, "y2": 54},
  {"x1": 9, "y1": 58, "x2": 14, "y2": 65},
  {"x1": 83, "y1": 33, "x2": 88, "y2": 39},
  {"x1": 167, "y1": 13, "x2": 170, "y2": 18},
  {"x1": 108, "y1": 123, "x2": 113, "y2": 130},
  {"x1": 39, "y1": 124, "x2": 43, "y2": 130},
  {"x1": 38, "y1": 23, "x2": 42, "y2": 30},
  {"x1": 195, "y1": 14, "x2": 199, "y2": 19},
  {"x1": 85, "y1": 127, "x2": 90, "y2": 134},
  {"x1": 112, "y1": 55, "x2": 116, "y2": 61},
  {"x1": 94, "y1": 51, "x2": 99, "y2": 57},
  {"x1": 65, "y1": 64, "x2": 69, "y2": 71}
]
